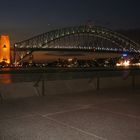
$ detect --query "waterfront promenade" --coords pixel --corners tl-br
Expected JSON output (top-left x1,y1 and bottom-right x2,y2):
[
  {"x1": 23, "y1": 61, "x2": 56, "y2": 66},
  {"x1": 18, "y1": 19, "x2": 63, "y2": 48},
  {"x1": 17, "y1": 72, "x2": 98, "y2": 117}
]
[
  {"x1": 0, "y1": 68, "x2": 140, "y2": 139},
  {"x1": 0, "y1": 88, "x2": 140, "y2": 140}
]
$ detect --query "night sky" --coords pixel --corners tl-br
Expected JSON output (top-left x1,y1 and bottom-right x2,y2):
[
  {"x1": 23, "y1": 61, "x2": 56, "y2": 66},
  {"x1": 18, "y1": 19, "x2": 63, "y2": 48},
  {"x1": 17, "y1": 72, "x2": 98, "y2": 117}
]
[{"x1": 0, "y1": 0, "x2": 140, "y2": 44}]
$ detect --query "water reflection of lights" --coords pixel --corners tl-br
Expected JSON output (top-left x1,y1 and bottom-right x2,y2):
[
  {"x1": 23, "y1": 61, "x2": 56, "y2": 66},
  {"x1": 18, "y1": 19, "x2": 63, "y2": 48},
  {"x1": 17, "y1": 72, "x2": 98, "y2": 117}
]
[{"x1": 0, "y1": 74, "x2": 12, "y2": 84}]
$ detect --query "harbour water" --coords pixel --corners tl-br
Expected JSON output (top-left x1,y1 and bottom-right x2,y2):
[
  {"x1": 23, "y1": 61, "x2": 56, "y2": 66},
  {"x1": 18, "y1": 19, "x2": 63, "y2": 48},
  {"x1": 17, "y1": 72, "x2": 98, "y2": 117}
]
[
  {"x1": 0, "y1": 67, "x2": 140, "y2": 100},
  {"x1": 0, "y1": 67, "x2": 140, "y2": 84}
]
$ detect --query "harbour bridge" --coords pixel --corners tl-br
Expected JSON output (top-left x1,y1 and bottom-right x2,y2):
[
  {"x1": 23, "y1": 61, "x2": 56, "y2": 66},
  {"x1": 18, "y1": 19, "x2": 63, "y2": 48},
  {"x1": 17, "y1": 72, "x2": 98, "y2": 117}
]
[{"x1": 13, "y1": 25, "x2": 140, "y2": 63}]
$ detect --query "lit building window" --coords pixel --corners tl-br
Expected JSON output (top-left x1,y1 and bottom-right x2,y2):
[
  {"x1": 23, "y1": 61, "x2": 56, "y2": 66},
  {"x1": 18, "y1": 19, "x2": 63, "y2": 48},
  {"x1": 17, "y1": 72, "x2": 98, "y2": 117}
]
[{"x1": 3, "y1": 45, "x2": 7, "y2": 48}]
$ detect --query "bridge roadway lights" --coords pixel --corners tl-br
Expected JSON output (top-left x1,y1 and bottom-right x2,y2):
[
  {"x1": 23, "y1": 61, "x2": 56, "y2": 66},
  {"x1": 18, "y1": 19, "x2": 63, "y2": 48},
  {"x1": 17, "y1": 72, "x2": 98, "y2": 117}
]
[{"x1": 13, "y1": 25, "x2": 140, "y2": 63}]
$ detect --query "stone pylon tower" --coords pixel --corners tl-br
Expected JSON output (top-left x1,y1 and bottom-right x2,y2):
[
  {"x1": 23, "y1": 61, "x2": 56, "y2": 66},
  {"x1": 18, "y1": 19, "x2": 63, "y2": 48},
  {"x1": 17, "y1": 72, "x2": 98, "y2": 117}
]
[{"x1": 0, "y1": 35, "x2": 10, "y2": 63}]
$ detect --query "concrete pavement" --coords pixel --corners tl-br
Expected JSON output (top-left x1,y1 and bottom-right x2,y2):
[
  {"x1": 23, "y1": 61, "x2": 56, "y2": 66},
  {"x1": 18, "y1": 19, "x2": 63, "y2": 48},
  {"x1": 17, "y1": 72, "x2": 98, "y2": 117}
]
[{"x1": 0, "y1": 88, "x2": 140, "y2": 140}]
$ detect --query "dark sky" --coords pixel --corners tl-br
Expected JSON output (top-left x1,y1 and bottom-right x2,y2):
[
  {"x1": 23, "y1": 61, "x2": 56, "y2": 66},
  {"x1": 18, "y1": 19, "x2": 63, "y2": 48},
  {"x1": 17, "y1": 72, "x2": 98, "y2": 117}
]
[{"x1": 0, "y1": 0, "x2": 140, "y2": 44}]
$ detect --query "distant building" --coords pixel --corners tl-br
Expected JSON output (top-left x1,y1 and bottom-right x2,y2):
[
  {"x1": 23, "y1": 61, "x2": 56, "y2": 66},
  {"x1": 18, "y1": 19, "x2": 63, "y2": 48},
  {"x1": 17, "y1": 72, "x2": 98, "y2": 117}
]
[{"x1": 0, "y1": 35, "x2": 10, "y2": 64}]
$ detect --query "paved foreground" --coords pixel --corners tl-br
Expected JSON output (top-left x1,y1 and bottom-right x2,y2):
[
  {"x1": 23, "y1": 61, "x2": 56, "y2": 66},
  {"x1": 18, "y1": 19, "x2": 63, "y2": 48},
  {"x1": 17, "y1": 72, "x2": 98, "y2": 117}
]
[{"x1": 0, "y1": 88, "x2": 140, "y2": 140}]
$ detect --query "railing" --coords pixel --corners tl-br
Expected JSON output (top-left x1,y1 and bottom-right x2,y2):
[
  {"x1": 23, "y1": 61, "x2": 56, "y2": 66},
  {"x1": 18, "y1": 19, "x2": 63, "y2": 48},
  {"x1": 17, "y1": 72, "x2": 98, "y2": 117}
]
[{"x1": 0, "y1": 67, "x2": 140, "y2": 103}]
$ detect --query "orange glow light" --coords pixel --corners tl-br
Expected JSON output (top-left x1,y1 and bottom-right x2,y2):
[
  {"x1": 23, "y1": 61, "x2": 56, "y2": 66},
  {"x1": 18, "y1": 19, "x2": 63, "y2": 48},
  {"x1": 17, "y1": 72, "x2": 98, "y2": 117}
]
[
  {"x1": 116, "y1": 60, "x2": 130, "y2": 67},
  {"x1": 0, "y1": 35, "x2": 10, "y2": 63}
]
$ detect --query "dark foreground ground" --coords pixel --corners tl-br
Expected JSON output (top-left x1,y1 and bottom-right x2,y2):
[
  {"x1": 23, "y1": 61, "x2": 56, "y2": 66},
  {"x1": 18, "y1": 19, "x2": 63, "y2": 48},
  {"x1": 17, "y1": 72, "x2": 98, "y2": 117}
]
[{"x1": 0, "y1": 88, "x2": 140, "y2": 140}]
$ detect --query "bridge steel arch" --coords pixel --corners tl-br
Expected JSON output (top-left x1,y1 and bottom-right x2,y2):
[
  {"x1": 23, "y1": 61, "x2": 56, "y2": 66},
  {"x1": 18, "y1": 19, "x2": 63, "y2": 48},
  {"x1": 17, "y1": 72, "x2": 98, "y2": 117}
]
[{"x1": 13, "y1": 25, "x2": 140, "y2": 63}]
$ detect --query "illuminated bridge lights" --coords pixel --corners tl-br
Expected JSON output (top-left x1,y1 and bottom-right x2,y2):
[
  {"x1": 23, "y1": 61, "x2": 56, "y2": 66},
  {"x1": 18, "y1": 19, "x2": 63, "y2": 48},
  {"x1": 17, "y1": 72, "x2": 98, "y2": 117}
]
[{"x1": 13, "y1": 25, "x2": 140, "y2": 63}]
